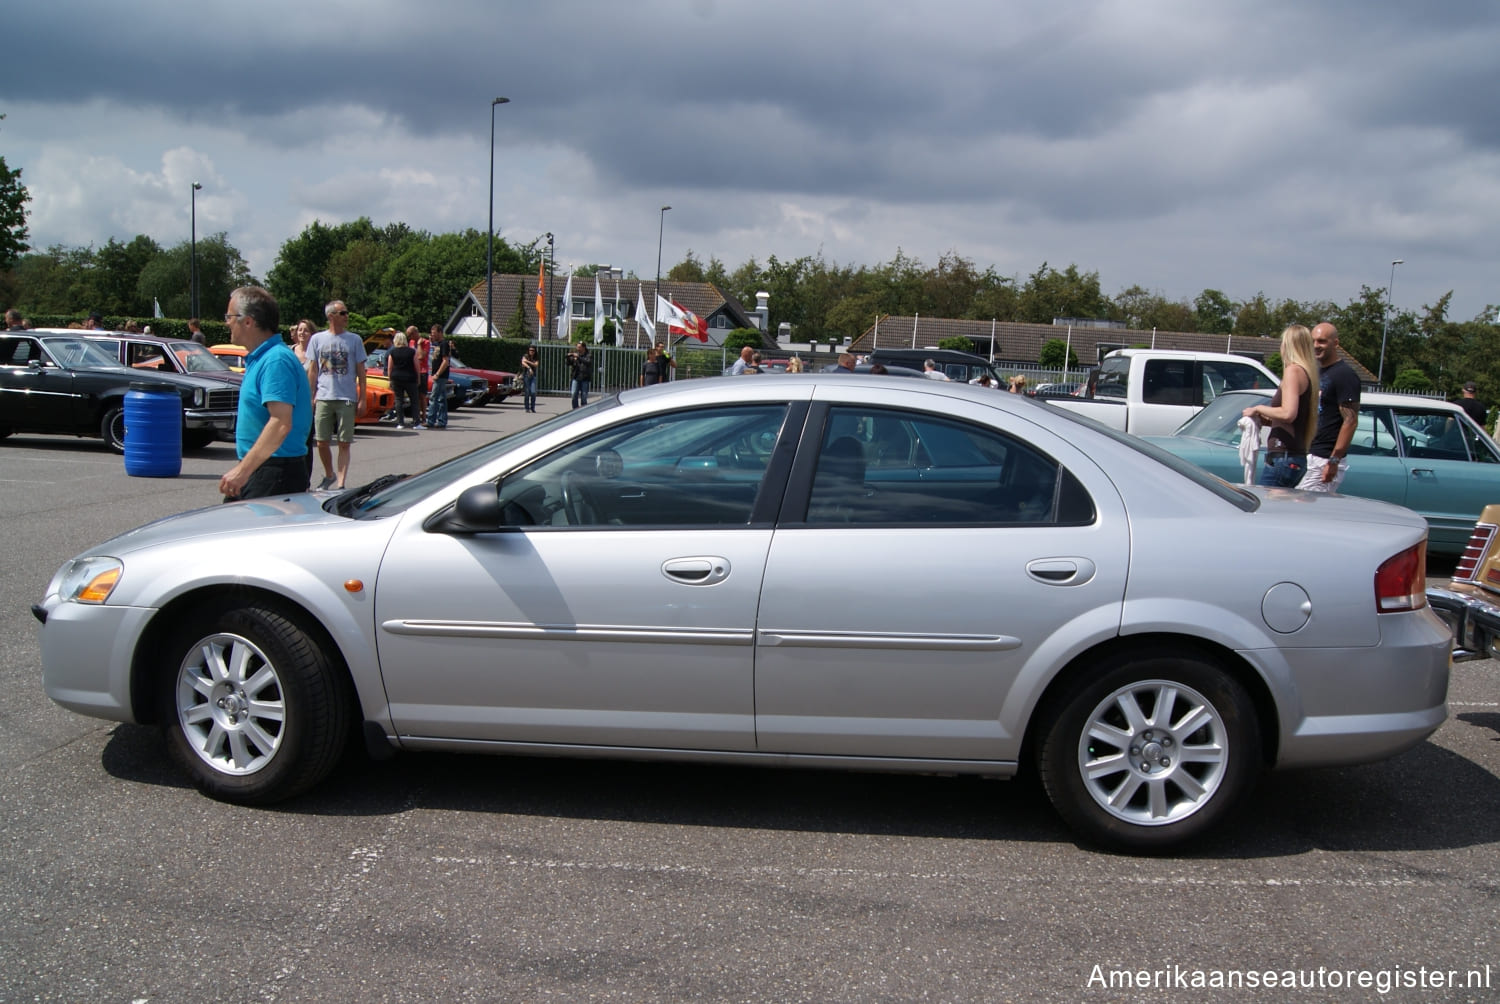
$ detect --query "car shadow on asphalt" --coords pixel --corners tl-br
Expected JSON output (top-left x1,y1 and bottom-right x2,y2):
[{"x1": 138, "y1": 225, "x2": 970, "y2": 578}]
[{"x1": 100, "y1": 724, "x2": 1500, "y2": 857}]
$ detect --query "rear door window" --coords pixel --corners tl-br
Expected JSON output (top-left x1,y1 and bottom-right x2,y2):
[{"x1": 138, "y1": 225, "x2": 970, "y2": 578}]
[{"x1": 802, "y1": 405, "x2": 1095, "y2": 526}]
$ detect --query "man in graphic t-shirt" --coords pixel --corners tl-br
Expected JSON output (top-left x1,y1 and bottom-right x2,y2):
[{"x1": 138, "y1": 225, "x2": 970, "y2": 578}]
[{"x1": 305, "y1": 299, "x2": 367, "y2": 491}]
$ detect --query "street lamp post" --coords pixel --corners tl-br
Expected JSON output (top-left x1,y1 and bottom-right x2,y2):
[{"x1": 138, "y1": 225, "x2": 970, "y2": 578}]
[
  {"x1": 190, "y1": 182, "x2": 202, "y2": 319},
  {"x1": 1377, "y1": 258, "x2": 1404, "y2": 386},
  {"x1": 654, "y1": 205, "x2": 671, "y2": 341},
  {"x1": 544, "y1": 232, "x2": 554, "y2": 339},
  {"x1": 485, "y1": 97, "x2": 510, "y2": 338}
]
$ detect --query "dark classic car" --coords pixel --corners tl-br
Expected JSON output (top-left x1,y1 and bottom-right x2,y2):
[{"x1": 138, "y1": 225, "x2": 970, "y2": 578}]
[
  {"x1": 0, "y1": 332, "x2": 237, "y2": 452},
  {"x1": 79, "y1": 331, "x2": 243, "y2": 387}
]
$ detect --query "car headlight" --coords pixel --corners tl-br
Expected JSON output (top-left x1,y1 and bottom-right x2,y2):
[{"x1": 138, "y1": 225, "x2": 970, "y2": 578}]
[
  {"x1": 193, "y1": 388, "x2": 206, "y2": 408},
  {"x1": 52, "y1": 557, "x2": 124, "y2": 604}
]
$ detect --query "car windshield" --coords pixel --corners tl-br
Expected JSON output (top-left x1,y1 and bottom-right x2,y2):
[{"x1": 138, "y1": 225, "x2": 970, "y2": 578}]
[
  {"x1": 45, "y1": 337, "x2": 124, "y2": 369},
  {"x1": 341, "y1": 397, "x2": 621, "y2": 519},
  {"x1": 171, "y1": 341, "x2": 235, "y2": 373},
  {"x1": 1172, "y1": 390, "x2": 1270, "y2": 444}
]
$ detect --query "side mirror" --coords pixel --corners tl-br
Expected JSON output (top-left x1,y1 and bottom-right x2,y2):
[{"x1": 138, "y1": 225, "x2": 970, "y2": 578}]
[{"x1": 426, "y1": 482, "x2": 507, "y2": 534}]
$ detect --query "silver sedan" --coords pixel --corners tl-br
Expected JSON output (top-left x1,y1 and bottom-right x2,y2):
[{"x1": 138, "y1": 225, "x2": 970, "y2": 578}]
[{"x1": 35, "y1": 376, "x2": 1451, "y2": 851}]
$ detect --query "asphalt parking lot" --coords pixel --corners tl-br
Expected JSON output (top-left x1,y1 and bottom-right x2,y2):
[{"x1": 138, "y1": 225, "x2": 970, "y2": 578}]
[{"x1": 3, "y1": 393, "x2": 1498, "y2": 1002}]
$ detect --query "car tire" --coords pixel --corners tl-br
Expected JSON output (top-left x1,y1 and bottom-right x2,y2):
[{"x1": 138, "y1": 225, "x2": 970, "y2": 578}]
[
  {"x1": 183, "y1": 428, "x2": 216, "y2": 451},
  {"x1": 158, "y1": 602, "x2": 352, "y2": 805},
  {"x1": 1037, "y1": 651, "x2": 1261, "y2": 851},
  {"x1": 100, "y1": 405, "x2": 127, "y2": 454}
]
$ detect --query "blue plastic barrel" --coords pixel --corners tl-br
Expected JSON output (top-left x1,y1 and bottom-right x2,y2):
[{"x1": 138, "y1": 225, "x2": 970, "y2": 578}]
[{"x1": 124, "y1": 385, "x2": 183, "y2": 477}]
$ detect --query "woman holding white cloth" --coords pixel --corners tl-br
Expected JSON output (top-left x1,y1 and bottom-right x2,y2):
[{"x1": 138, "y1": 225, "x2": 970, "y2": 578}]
[{"x1": 1242, "y1": 324, "x2": 1319, "y2": 488}]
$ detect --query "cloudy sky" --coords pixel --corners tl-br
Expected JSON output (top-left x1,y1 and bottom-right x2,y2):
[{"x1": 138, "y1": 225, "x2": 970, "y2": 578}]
[{"x1": 4, "y1": 0, "x2": 1497, "y2": 322}]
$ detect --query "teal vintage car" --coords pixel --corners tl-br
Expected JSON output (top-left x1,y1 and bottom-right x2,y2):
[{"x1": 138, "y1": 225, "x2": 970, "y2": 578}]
[{"x1": 1144, "y1": 389, "x2": 1500, "y2": 555}]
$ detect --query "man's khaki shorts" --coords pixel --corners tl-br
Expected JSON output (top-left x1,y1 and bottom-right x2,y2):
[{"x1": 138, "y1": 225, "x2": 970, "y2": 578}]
[{"x1": 314, "y1": 399, "x2": 357, "y2": 444}]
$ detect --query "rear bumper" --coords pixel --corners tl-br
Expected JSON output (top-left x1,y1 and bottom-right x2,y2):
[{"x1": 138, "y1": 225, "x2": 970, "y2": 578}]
[
  {"x1": 1426, "y1": 584, "x2": 1500, "y2": 662},
  {"x1": 1271, "y1": 608, "x2": 1451, "y2": 768}
]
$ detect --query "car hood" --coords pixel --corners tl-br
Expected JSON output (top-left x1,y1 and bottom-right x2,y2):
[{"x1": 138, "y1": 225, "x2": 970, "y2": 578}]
[
  {"x1": 120, "y1": 368, "x2": 230, "y2": 393},
  {"x1": 79, "y1": 493, "x2": 345, "y2": 559}
]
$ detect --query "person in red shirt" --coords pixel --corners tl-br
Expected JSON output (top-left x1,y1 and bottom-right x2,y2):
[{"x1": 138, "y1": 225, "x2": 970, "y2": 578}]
[{"x1": 414, "y1": 328, "x2": 431, "y2": 428}]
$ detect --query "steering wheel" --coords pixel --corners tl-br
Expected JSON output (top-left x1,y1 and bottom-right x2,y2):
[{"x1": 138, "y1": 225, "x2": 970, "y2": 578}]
[{"x1": 560, "y1": 472, "x2": 594, "y2": 526}]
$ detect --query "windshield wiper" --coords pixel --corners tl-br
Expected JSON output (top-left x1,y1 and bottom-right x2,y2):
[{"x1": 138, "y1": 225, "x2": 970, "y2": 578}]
[{"x1": 335, "y1": 473, "x2": 408, "y2": 516}]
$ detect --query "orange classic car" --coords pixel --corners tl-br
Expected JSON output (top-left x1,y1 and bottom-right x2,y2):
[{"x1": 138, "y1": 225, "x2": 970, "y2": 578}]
[{"x1": 209, "y1": 343, "x2": 394, "y2": 424}]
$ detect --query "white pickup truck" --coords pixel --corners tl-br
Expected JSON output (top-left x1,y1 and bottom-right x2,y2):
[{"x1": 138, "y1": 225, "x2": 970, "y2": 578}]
[{"x1": 1040, "y1": 348, "x2": 1281, "y2": 436}]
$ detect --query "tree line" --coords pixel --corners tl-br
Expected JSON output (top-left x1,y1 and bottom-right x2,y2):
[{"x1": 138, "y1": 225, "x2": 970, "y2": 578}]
[{"x1": 3, "y1": 211, "x2": 1498, "y2": 400}]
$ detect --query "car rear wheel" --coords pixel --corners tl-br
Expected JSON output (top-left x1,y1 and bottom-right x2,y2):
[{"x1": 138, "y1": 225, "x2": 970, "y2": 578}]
[
  {"x1": 1037, "y1": 652, "x2": 1261, "y2": 851},
  {"x1": 100, "y1": 405, "x2": 127, "y2": 454},
  {"x1": 158, "y1": 602, "x2": 351, "y2": 804}
]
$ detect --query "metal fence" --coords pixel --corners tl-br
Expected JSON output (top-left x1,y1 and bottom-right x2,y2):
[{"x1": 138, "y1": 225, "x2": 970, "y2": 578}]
[
  {"x1": 532, "y1": 343, "x2": 741, "y2": 396},
  {"x1": 528, "y1": 345, "x2": 1091, "y2": 395}
]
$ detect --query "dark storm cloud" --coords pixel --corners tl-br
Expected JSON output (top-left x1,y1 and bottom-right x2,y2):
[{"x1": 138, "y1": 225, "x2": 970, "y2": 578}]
[{"x1": 4, "y1": 0, "x2": 1497, "y2": 320}]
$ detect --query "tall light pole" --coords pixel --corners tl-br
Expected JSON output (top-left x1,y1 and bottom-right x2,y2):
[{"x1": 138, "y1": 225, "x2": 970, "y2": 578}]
[
  {"x1": 485, "y1": 96, "x2": 510, "y2": 338},
  {"x1": 190, "y1": 182, "x2": 202, "y2": 319},
  {"x1": 1377, "y1": 258, "x2": 1403, "y2": 386},
  {"x1": 654, "y1": 205, "x2": 671, "y2": 338},
  {"x1": 543, "y1": 231, "x2": 553, "y2": 340}
]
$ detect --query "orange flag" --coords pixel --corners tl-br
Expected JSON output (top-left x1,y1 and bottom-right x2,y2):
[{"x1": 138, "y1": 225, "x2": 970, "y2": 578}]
[{"x1": 534, "y1": 259, "x2": 546, "y2": 327}]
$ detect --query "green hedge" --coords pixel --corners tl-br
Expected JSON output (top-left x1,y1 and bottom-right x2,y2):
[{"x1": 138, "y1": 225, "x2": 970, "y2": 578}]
[
  {"x1": 447, "y1": 336, "x2": 532, "y2": 370},
  {"x1": 21, "y1": 315, "x2": 233, "y2": 344}
]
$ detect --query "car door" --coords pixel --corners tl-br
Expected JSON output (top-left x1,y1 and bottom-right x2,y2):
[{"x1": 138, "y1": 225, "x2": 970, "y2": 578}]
[
  {"x1": 1336, "y1": 406, "x2": 1411, "y2": 509},
  {"x1": 373, "y1": 402, "x2": 801, "y2": 751},
  {"x1": 0, "y1": 336, "x2": 83, "y2": 431},
  {"x1": 754, "y1": 396, "x2": 1129, "y2": 762},
  {"x1": 1392, "y1": 403, "x2": 1500, "y2": 551}
]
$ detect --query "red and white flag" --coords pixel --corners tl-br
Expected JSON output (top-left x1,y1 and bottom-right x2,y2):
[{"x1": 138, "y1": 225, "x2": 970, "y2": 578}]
[{"x1": 657, "y1": 295, "x2": 708, "y2": 342}]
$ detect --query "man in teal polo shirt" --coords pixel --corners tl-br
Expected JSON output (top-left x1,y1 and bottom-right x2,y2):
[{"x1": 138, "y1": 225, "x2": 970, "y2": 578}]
[{"x1": 219, "y1": 286, "x2": 313, "y2": 501}]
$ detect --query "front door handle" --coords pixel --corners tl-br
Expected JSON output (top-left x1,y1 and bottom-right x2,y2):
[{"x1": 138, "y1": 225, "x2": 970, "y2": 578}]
[{"x1": 662, "y1": 556, "x2": 731, "y2": 585}]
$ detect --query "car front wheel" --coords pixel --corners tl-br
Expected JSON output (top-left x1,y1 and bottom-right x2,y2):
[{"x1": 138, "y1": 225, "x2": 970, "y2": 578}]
[
  {"x1": 1037, "y1": 653, "x2": 1261, "y2": 851},
  {"x1": 158, "y1": 602, "x2": 351, "y2": 804}
]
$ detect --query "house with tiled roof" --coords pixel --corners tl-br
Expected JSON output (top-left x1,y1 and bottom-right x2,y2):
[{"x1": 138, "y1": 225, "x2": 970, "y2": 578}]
[
  {"x1": 446, "y1": 273, "x2": 757, "y2": 347},
  {"x1": 851, "y1": 315, "x2": 1377, "y2": 383}
]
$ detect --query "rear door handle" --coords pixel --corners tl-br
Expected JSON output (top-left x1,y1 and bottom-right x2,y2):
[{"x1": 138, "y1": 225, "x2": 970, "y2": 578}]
[
  {"x1": 1026, "y1": 557, "x2": 1097, "y2": 585},
  {"x1": 662, "y1": 556, "x2": 731, "y2": 585}
]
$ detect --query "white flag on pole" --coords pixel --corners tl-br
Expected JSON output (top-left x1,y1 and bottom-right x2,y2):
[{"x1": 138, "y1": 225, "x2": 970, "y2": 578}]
[
  {"x1": 152, "y1": 297, "x2": 164, "y2": 319},
  {"x1": 593, "y1": 278, "x2": 605, "y2": 344},
  {"x1": 636, "y1": 288, "x2": 655, "y2": 342},
  {"x1": 656, "y1": 294, "x2": 690, "y2": 328},
  {"x1": 557, "y1": 274, "x2": 574, "y2": 340}
]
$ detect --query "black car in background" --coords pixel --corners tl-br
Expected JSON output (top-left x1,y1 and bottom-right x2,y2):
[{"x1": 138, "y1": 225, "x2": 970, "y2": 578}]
[
  {"x1": 0, "y1": 332, "x2": 237, "y2": 452},
  {"x1": 78, "y1": 330, "x2": 243, "y2": 387}
]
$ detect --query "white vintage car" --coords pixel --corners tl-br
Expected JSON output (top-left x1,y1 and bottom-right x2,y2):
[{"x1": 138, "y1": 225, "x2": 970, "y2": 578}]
[{"x1": 35, "y1": 376, "x2": 1450, "y2": 851}]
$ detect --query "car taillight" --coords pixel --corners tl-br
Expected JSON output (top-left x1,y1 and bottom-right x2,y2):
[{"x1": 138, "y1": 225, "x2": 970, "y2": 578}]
[
  {"x1": 1374, "y1": 542, "x2": 1427, "y2": 612},
  {"x1": 1452, "y1": 522, "x2": 1497, "y2": 583}
]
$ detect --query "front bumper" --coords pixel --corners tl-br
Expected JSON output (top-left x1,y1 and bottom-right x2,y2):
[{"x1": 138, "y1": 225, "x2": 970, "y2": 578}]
[
  {"x1": 184, "y1": 407, "x2": 238, "y2": 432},
  {"x1": 1426, "y1": 584, "x2": 1500, "y2": 662}
]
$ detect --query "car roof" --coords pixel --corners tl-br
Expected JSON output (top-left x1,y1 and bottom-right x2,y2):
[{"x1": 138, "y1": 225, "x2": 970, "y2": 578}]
[
  {"x1": 1109, "y1": 348, "x2": 1267, "y2": 362},
  {"x1": 76, "y1": 331, "x2": 193, "y2": 347},
  {"x1": 1218, "y1": 387, "x2": 1461, "y2": 411}
]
